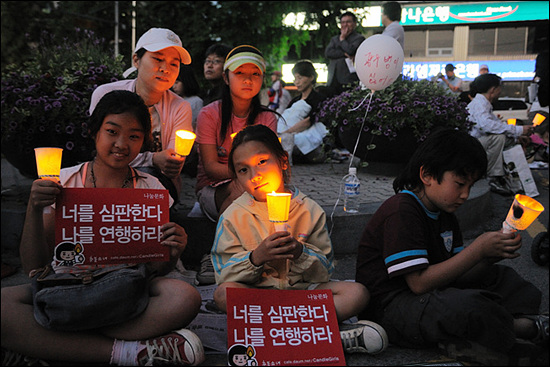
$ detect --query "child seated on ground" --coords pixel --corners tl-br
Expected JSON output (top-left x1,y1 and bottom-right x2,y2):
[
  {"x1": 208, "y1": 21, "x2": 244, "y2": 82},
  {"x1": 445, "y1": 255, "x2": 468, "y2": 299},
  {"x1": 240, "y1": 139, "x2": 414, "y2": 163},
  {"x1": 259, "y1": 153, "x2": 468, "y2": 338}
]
[
  {"x1": 355, "y1": 128, "x2": 548, "y2": 365},
  {"x1": 1, "y1": 90, "x2": 204, "y2": 366},
  {"x1": 210, "y1": 124, "x2": 388, "y2": 355}
]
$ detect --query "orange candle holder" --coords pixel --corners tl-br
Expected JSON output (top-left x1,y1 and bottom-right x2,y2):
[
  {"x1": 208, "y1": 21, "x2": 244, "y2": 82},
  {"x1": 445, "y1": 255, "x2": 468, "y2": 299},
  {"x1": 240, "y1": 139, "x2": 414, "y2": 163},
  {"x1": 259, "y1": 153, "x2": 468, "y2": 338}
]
[
  {"x1": 267, "y1": 192, "x2": 291, "y2": 232},
  {"x1": 34, "y1": 147, "x2": 63, "y2": 181},
  {"x1": 502, "y1": 194, "x2": 545, "y2": 233},
  {"x1": 175, "y1": 130, "x2": 196, "y2": 157},
  {"x1": 532, "y1": 113, "x2": 546, "y2": 126}
]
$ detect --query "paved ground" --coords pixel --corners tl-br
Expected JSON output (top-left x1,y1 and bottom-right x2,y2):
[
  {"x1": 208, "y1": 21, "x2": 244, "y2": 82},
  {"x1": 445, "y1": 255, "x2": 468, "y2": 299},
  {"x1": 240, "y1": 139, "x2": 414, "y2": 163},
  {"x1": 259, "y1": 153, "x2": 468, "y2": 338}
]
[{"x1": 1, "y1": 157, "x2": 548, "y2": 366}]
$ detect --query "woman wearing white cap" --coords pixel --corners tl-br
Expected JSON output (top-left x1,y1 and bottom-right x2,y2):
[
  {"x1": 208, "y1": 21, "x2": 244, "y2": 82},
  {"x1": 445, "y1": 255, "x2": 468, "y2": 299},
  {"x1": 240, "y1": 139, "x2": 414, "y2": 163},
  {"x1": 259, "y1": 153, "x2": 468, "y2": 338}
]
[{"x1": 89, "y1": 28, "x2": 193, "y2": 202}]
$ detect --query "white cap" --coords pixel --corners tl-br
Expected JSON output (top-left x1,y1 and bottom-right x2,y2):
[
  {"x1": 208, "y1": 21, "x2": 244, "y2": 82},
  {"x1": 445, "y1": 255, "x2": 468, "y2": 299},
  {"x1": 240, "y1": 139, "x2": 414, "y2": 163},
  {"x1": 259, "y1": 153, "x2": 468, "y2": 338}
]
[
  {"x1": 349, "y1": 167, "x2": 357, "y2": 175},
  {"x1": 123, "y1": 28, "x2": 191, "y2": 78}
]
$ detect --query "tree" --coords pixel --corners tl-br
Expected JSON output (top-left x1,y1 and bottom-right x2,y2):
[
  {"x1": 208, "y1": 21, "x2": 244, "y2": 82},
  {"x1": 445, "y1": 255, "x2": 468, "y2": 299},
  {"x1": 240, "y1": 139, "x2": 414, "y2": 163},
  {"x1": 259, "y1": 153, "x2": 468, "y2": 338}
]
[{"x1": 2, "y1": 1, "x2": 371, "y2": 82}]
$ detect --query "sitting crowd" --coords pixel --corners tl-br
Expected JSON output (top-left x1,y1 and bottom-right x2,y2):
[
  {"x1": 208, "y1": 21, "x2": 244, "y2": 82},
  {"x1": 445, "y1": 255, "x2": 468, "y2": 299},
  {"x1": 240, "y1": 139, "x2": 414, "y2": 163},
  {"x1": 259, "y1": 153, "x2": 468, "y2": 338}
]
[{"x1": 1, "y1": 26, "x2": 548, "y2": 367}]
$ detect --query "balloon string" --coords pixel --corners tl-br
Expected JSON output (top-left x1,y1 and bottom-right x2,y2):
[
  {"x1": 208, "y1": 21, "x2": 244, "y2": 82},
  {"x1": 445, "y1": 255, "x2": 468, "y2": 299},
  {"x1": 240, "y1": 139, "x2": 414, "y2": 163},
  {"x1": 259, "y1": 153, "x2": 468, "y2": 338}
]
[
  {"x1": 348, "y1": 90, "x2": 371, "y2": 112},
  {"x1": 348, "y1": 91, "x2": 375, "y2": 173}
]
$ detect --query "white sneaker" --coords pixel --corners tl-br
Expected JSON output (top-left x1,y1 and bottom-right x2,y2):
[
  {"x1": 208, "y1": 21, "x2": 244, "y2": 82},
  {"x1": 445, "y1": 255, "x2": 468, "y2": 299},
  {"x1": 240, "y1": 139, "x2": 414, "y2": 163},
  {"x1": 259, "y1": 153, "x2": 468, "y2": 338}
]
[
  {"x1": 137, "y1": 329, "x2": 205, "y2": 366},
  {"x1": 339, "y1": 320, "x2": 389, "y2": 354}
]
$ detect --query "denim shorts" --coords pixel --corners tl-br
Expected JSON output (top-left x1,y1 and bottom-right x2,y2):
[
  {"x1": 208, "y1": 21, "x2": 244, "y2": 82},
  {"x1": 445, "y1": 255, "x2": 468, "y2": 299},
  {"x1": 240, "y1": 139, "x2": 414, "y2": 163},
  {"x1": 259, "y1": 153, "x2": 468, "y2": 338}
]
[{"x1": 32, "y1": 263, "x2": 151, "y2": 331}]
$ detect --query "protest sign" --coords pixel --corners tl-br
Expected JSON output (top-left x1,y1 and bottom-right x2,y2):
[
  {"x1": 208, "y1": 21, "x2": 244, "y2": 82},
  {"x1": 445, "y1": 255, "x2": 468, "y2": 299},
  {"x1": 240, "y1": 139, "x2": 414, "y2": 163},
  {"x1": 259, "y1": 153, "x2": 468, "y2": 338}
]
[
  {"x1": 226, "y1": 288, "x2": 345, "y2": 366},
  {"x1": 54, "y1": 188, "x2": 169, "y2": 265}
]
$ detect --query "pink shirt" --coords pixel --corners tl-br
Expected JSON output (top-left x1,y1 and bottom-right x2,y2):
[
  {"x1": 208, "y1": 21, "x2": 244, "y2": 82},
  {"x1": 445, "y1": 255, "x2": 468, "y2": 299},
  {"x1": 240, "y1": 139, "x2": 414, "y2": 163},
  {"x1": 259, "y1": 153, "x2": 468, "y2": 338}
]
[{"x1": 195, "y1": 100, "x2": 277, "y2": 192}]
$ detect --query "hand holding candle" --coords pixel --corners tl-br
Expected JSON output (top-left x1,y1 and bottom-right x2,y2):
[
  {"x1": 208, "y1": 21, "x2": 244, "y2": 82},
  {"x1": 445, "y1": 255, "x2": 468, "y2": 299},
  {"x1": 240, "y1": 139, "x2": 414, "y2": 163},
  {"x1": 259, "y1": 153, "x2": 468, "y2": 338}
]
[
  {"x1": 174, "y1": 130, "x2": 196, "y2": 157},
  {"x1": 34, "y1": 147, "x2": 63, "y2": 182},
  {"x1": 502, "y1": 194, "x2": 544, "y2": 234}
]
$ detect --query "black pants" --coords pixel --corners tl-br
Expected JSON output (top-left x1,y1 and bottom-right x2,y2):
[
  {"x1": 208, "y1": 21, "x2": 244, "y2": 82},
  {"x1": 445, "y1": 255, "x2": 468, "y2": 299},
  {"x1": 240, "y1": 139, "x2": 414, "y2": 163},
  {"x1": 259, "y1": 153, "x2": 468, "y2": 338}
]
[{"x1": 372, "y1": 265, "x2": 541, "y2": 351}]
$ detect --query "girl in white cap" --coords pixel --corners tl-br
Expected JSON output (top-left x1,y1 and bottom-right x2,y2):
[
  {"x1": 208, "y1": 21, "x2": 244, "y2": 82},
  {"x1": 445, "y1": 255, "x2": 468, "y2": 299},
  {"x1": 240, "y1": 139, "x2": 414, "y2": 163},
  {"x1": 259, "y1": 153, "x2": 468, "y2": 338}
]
[{"x1": 89, "y1": 28, "x2": 194, "y2": 202}]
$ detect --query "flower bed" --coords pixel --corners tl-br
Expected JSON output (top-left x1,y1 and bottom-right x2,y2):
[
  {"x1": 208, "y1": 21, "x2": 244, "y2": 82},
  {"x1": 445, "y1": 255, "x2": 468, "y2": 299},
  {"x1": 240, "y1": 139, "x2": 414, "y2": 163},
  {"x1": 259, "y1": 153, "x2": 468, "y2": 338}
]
[
  {"x1": 316, "y1": 77, "x2": 473, "y2": 163},
  {"x1": 1, "y1": 29, "x2": 124, "y2": 177}
]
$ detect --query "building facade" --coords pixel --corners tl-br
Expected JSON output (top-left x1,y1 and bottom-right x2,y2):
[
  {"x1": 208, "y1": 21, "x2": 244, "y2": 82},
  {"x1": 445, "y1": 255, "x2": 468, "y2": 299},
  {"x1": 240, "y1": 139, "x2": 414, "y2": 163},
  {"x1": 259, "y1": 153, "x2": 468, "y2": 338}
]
[{"x1": 360, "y1": 1, "x2": 549, "y2": 98}]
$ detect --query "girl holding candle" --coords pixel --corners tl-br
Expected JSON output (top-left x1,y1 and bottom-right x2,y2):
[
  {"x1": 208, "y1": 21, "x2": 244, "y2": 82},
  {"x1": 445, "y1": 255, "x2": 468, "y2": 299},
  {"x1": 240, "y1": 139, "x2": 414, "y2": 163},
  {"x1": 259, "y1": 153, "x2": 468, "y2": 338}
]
[
  {"x1": 355, "y1": 129, "x2": 547, "y2": 365},
  {"x1": 1, "y1": 91, "x2": 204, "y2": 366},
  {"x1": 211, "y1": 124, "x2": 389, "y2": 355}
]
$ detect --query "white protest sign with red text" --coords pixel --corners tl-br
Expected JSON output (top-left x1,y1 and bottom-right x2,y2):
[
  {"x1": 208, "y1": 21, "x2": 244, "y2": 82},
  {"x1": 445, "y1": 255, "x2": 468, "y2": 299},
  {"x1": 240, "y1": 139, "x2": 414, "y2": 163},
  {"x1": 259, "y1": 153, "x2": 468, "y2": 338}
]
[
  {"x1": 226, "y1": 288, "x2": 345, "y2": 366},
  {"x1": 55, "y1": 188, "x2": 169, "y2": 265}
]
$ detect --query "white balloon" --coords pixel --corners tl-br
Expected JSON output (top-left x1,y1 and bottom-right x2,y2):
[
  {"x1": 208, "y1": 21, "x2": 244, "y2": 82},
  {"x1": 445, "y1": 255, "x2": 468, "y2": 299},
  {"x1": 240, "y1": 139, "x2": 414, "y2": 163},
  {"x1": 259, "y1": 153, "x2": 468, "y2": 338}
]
[{"x1": 354, "y1": 35, "x2": 404, "y2": 91}]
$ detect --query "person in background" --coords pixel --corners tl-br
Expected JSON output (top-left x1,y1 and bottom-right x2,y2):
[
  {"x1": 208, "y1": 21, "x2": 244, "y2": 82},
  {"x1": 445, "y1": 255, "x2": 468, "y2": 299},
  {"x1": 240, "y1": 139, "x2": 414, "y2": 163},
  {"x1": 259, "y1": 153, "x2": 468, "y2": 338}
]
[
  {"x1": 267, "y1": 70, "x2": 284, "y2": 111},
  {"x1": 528, "y1": 50, "x2": 549, "y2": 124},
  {"x1": 277, "y1": 60, "x2": 328, "y2": 164},
  {"x1": 194, "y1": 45, "x2": 278, "y2": 286},
  {"x1": 325, "y1": 11, "x2": 365, "y2": 97},
  {"x1": 277, "y1": 84, "x2": 292, "y2": 115},
  {"x1": 381, "y1": 2, "x2": 404, "y2": 50},
  {"x1": 202, "y1": 43, "x2": 232, "y2": 106},
  {"x1": 355, "y1": 128, "x2": 547, "y2": 366},
  {"x1": 479, "y1": 64, "x2": 489, "y2": 75},
  {"x1": 467, "y1": 73, "x2": 533, "y2": 195},
  {"x1": 172, "y1": 64, "x2": 204, "y2": 131},
  {"x1": 171, "y1": 64, "x2": 203, "y2": 178},
  {"x1": 1, "y1": 90, "x2": 204, "y2": 366},
  {"x1": 212, "y1": 124, "x2": 389, "y2": 356},
  {"x1": 89, "y1": 28, "x2": 192, "y2": 203},
  {"x1": 436, "y1": 63, "x2": 462, "y2": 95}
]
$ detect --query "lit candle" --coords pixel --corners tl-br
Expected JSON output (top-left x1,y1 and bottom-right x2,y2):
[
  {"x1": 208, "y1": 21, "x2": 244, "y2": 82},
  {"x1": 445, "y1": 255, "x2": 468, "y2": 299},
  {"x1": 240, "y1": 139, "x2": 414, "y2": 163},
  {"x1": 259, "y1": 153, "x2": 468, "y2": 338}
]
[
  {"x1": 502, "y1": 194, "x2": 545, "y2": 233},
  {"x1": 507, "y1": 118, "x2": 516, "y2": 125},
  {"x1": 34, "y1": 147, "x2": 63, "y2": 182},
  {"x1": 174, "y1": 130, "x2": 196, "y2": 157},
  {"x1": 532, "y1": 113, "x2": 546, "y2": 127},
  {"x1": 266, "y1": 191, "x2": 291, "y2": 232},
  {"x1": 230, "y1": 132, "x2": 238, "y2": 140},
  {"x1": 266, "y1": 191, "x2": 292, "y2": 288}
]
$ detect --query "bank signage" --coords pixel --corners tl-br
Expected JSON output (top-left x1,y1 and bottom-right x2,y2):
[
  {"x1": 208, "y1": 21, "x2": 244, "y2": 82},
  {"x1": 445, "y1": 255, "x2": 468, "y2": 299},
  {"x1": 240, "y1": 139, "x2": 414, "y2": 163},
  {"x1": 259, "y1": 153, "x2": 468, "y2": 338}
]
[
  {"x1": 360, "y1": 1, "x2": 548, "y2": 27},
  {"x1": 403, "y1": 60, "x2": 536, "y2": 81}
]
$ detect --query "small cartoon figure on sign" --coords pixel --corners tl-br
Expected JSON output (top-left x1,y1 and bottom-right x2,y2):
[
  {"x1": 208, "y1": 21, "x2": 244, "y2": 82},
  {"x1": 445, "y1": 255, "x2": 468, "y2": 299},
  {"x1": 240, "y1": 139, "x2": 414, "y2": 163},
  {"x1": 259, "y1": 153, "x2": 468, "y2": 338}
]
[
  {"x1": 228, "y1": 344, "x2": 257, "y2": 366},
  {"x1": 54, "y1": 242, "x2": 85, "y2": 266}
]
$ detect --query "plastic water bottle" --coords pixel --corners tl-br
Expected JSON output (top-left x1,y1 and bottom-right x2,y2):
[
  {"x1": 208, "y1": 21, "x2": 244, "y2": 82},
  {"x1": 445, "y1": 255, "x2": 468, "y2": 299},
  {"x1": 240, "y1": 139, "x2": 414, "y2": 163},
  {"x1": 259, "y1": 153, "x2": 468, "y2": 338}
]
[{"x1": 344, "y1": 167, "x2": 360, "y2": 213}]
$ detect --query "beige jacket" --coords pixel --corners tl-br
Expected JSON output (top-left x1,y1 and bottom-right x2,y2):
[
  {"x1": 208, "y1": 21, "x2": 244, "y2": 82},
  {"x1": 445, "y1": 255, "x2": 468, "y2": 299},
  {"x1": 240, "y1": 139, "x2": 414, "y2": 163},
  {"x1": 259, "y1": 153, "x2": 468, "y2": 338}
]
[{"x1": 211, "y1": 189, "x2": 334, "y2": 289}]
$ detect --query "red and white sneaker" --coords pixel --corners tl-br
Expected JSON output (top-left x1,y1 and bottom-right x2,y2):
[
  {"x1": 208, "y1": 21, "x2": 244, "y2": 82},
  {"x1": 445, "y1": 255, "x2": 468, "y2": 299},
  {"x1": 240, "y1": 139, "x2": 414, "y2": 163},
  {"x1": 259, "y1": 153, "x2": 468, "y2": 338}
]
[{"x1": 137, "y1": 329, "x2": 205, "y2": 366}]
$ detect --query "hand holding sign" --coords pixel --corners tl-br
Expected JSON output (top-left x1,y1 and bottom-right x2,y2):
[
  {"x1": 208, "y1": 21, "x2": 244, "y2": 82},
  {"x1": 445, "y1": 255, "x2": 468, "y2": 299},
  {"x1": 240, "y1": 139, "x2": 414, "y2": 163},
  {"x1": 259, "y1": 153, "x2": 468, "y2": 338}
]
[{"x1": 355, "y1": 35, "x2": 404, "y2": 92}]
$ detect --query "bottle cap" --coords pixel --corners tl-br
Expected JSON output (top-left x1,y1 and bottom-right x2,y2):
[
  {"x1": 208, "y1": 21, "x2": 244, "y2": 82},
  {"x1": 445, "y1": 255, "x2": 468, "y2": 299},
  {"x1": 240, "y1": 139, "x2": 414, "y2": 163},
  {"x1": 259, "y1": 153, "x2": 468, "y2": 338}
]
[{"x1": 349, "y1": 167, "x2": 357, "y2": 175}]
